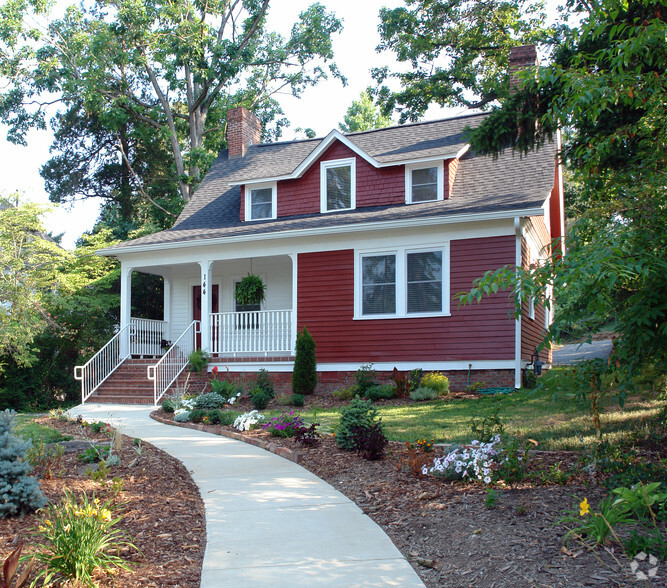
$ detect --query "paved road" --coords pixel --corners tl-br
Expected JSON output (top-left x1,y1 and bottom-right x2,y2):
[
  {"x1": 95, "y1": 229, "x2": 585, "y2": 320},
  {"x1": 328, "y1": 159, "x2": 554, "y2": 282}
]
[
  {"x1": 69, "y1": 404, "x2": 425, "y2": 588},
  {"x1": 552, "y1": 339, "x2": 613, "y2": 365}
]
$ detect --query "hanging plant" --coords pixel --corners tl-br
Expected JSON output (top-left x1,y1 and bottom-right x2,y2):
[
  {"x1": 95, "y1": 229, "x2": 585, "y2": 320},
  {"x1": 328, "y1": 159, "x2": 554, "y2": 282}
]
[{"x1": 235, "y1": 274, "x2": 266, "y2": 306}]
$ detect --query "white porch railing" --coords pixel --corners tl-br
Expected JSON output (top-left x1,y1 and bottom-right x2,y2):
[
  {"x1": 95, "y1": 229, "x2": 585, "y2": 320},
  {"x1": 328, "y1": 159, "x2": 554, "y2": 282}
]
[
  {"x1": 130, "y1": 317, "x2": 167, "y2": 356},
  {"x1": 74, "y1": 325, "x2": 130, "y2": 404},
  {"x1": 148, "y1": 321, "x2": 200, "y2": 405},
  {"x1": 210, "y1": 310, "x2": 293, "y2": 355}
]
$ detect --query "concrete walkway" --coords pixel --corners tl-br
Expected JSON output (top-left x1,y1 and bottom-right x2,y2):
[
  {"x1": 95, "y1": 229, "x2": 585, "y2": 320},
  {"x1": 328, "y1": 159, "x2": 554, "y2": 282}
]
[
  {"x1": 70, "y1": 404, "x2": 424, "y2": 587},
  {"x1": 552, "y1": 339, "x2": 613, "y2": 365}
]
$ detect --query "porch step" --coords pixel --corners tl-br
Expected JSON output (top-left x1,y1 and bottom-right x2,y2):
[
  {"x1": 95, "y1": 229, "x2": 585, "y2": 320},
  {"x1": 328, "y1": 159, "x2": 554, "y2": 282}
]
[{"x1": 87, "y1": 359, "x2": 156, "y2": 405}]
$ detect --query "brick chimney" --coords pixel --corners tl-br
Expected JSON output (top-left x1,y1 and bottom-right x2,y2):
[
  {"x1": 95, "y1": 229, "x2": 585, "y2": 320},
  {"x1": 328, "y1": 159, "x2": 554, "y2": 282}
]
[
  {"x1": 226, "y1": 106, "x2": 262, "y2": 158},
  {"x1": 509, "y1": 45, "x2": 538, "y2": 94}
]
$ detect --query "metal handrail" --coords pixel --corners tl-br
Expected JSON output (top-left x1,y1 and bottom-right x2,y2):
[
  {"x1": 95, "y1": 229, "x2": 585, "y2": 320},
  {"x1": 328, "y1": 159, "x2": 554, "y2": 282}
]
[
  {"x1": 147, "y1": 321, "x2": 200, "y2": 405},
  {"x1": 74, "y1": 325, "x2": 130, "y2": 404}
]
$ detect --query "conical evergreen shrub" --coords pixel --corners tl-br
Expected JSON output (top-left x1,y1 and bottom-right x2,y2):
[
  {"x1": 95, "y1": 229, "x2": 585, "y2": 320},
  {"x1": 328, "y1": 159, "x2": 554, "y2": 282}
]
[
  {"x1": 0, "y1": 409, "x2": 46, "y2": 518},
  {"x1": 292, "y1": 327, "x2": 317, "y2": 395}
]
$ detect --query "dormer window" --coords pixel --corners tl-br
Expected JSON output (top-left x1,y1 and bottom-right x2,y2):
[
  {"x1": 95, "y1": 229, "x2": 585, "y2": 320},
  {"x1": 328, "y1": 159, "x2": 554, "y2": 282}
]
[
  {"x1": 245, "y1": 182, "x2": 276, "y2": 221},
  {"x1": 405, "y1": 161, "x2": 444, "y2": 203},
  {"x1": 321, "y1": 158, "x2": 356, "y2": 213}
]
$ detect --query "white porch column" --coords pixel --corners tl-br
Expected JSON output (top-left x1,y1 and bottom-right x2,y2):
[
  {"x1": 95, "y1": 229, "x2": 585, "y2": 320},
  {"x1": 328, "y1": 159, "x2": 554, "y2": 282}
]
[
  {"x1": 120, "y1": 264, "x2": 133, "y2": 356},
  {"x1": 198, "y1": 260, "x2": 213, "y2": 353},
  {"x1": 290, "y1": 253, "x2": 298, "y2": 354},
  {"x1": 163, "y1": 275, "x2": 171, "y2": 341}
]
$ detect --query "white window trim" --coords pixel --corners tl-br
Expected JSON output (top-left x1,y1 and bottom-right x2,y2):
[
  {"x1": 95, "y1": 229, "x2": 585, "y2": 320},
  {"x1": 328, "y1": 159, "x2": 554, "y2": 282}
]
[
  {"x1": 405, "y1": 161, "x2": 444, "y2": 204},
  {"x1": 245, "y1": 182, "x2": 277, "y2": 221},
  {"x1": 354, "y1": 244, "x2": 450, "y2": 320},
  {"x1": 320, "y1": 157, "x2": 356, "y2": 213}
]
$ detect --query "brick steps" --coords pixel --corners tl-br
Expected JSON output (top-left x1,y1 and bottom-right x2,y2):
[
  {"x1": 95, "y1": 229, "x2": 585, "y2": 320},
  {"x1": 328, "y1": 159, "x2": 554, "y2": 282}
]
[{"x1": 88, "y1": 359, "x2": 157, "y2": 404}]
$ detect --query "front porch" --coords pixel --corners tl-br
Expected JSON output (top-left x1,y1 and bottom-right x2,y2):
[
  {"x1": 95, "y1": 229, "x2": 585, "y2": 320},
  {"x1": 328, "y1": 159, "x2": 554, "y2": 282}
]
[{"x1": 76, "y1": 252, "x2": 297, "y2": 404}]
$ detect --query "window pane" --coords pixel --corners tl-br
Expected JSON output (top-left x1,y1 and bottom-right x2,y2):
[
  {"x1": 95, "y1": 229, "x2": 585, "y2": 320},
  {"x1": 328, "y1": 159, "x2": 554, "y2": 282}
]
[
  {"x1": 326, "y1": 166, "x2": 351, "y2": 210},
  {"x1": 411, "y1": 167, "x2": 438, "y2": 202},
  {"x1": 250, "y1": 188, "x2": 272, "y2": 219},
  {"x1": 407, "y1": 251, "x2": 442, "y2": 313},
  {"x1": 362, "y1": 255, "x2": 396, "y2": 315}
]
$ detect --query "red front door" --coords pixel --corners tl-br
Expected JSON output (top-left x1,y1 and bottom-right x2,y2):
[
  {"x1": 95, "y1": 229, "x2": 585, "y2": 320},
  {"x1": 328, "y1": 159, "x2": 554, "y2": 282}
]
[{"x1": 193, "y1": 285, "x2": 219, "y2": 349}]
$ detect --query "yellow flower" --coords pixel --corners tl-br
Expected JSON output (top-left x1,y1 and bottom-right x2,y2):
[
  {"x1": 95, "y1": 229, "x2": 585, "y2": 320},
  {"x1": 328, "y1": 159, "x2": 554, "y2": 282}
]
[
  {"x1": 63, "y1": 524, "x2": 71, "y2": 532},
  {"x1": 579, "y1": 498, "x2": 590, "y2": 516},
  {"x1": 94, "y1": 498, "x2": 100, "y2": 505},
  {"x1": 100, "y1": 509, "x2": 112, "y2": 522}
]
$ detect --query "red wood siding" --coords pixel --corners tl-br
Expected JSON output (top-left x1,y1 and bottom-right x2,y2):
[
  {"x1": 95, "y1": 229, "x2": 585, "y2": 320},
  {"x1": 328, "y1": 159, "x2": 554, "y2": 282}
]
[
  {"x1": 277, "y1": 141, "x2": 405, "y2": 217},
  {"x1": 520, "y1": 237, "x2": 552, "y2": 362},
  {"x1": 297, "y1": 236, "x2": 516, "y2": 363}
]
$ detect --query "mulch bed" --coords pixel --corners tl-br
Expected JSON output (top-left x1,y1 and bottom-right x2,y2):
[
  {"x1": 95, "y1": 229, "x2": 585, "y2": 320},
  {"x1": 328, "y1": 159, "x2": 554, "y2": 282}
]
[
  {"x1": 1, "y1": 417, "x2": 205, "y2": 587},
  {"x1": 153, "y1": 405, "x2": 666, "y2": 587}
]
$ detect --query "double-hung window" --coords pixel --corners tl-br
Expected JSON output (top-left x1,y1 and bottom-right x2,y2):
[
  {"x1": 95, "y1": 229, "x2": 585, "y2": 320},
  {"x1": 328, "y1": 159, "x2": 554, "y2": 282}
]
[
  {"x1": 357, "y1": 245, "x2": 449, "y2": 318},
  {"x1": 245, "y1": 182, "x2": 276, "y2": 221},
  {"x1": 321, "y1": 158, "x2": 355, "y2": 212},
  {"x1": 405, "y1": 161, "x2": 444, "y2": 203}
]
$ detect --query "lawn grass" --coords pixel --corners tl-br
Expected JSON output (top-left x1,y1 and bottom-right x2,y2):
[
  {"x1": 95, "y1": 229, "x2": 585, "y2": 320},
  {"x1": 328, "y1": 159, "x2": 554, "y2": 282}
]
[
  {"x1": 14, "y1": 414, "x2": 72, "y2": 444},
  {"x1": 263, "y1": 370, "x2": 665, "y2": 451}
]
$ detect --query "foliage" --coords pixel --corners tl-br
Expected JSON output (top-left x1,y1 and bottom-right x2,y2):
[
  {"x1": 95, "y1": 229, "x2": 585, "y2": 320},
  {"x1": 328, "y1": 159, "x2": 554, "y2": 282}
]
[
  {"x1": 423, "y1": 436, "x2": 504, "y2": 484},
  {"x1": 459, "y1": 0, "x2": 667, "y2": 392},
  {"x1": 194, "y1": 393, "x2": 227, "y2": 410},
  {"x1": 1, "y1": 542, "x2": 33, "y2": 588},
  {"x1": 0, "y1": 409, "x2": 46, "y2": 518},
  {"x1": 332, "y1": 386, "x2": 357, "y2": 401},
  {"x1": 26, "y1": 441, "x2": 64, "y2": 480},
  {"x1": 485, "y1": 488, "x2": 501, "y2": 509},
  {"x1": 250, "y1": 388, "x2": 273, "y2": 411},
  {"x1": 161, "y1": 399, "x2": 175, "y2": 413},
  {"x1": 421, "y1": 372, "x2": 449, "y2": 396},
  {"x1": 32, "y1": 490, "x2": 136, "y2": 587},
  {"x1": 14, "y1": 419, "x2": 70, "y2": 445},
  {"x1": 217, "y1": 411, "x2": 242, "y2": 427},
  {"x1": 209, "y1": 373, "x2": 243, "y2": 402},
  {"x1": 292, "y1": 327, "x2": 317, "y2": 396},
  {"x1": 560, "y1": 494, "x2": 634, "y2": 547},
  {"x1": 78, "y1": 445, "x2": 110, "y2": 464},
  {"x1": 264, "y1": 412, "x2": 306, "y2": 438},
  {"x1": 363, "y1": 384, "x2": 395, "y2": 401},
  {"x1": 294, "y1": 423, "x2": 320, "y2": 447},
  {"x1": 355, "y1": 363, "x2": 377, "y2": 396},
  {"x1": 252, "y1": 369, "x2": 274, "y2": 397},
  {"x1": 409, "y1": 386, "x2": 439, "y2": 401},
  {"x1": 352, "y1": 423, "x2": 388, "y2": 461},
  {"x1": 188, "y1": 350, "x2": 209, "y2": 375},
  {"x1": 390, "y1": 368, "x2": 409, "y2": 398},
  {"x1": 233, "y1": 411, "x2": 265, "y2": 432},
  {"x1": 470, "y1": 410, "x2": 505, "y2": 443},
  {"x1": 373, "y1": 0, "x2": 551, "y2": 120},
  {"x1": 234, "y1": 275, "x2": 266, "y2": 306},
  {"x1": 335, "y1": 397, "x2": 381, "y2": 451},
  {"x1": 339, "y1": 88, "x2": 393, "y2": 133},
  {"x1": 495, "y1": 435, "x2": 533, "y2": 486},
  {"x1": 398, "y1": 442, "x2": 434, "y2": 479},
  {"x1": 276, "y1": 393, "x2": 305, "y2": 407},
  {"x1": 1, "y1": 0, "x2": 344, "y2": 210},
  {"x1": 174, "y1": 412, "x2": 190, "y2": 423}
]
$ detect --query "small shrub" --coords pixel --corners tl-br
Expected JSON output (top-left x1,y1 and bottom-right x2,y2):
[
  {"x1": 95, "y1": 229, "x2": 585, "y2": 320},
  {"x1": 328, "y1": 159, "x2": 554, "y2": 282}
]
[
  {"x1": 522, "y1": 369, "x2": 537, "y2": 389},
  {"x1": 336, "y1": 397, "x2": 380, "y2": 451},
  {"x1": 105, "y1": 454, "x2": 121, "y2": 467},
  {"x1": 421, "y1": 372, "x2": 449, "y2": 396},
  {"x1": 250, "y1": 388, "x2": 273, "y2": 410},
  {"x1": 194, "y1": 392, "x2": 227, "y2": 410},
  {"x1": 209, "y1": 375, "x2": 243, "y2": 402},
  {"x1": 485, "y1": 488, "x2": 501, "y2": 509},
  {"x1": 161, "y1": 398, "x2": 176, "y2": 413},
  {"x1": 27, "y1": 441, "x2": 65, "y2": 480},
  {"x1": 276, "y1": 393, "x2": 305, "y2": 407},
  {"x1": 470, "y1": 410, "x2": 504, "y2": 442},
  {"x1": 466, "y1": 381, "x2": 487, "y2": 394},
  {"x1": 364, "y1": 384, "x2": 395, "y2": 401},
  {"x1": 496, "y1": 435, "x2": 532, "y2": 486},
  {"x1": 409, "y1": 386, "x2": 439, "y2": 401},
  {"x1": 264, "y1": 412, "x2": 306, "y2": 438},
  {"x1": 409, "y1": 368, "x2": 423, "y2": 391},
  {"x1": 78, "y1": 445, "x2": 110, "y2": 464},
  {"x1": 355, "y1": 363, "x2": 377, "y2": 396},
  {"x1": 390, "y1": 368, "x2": 409, "y2": 397},
  {"x1": 174, "y1": 411, "x2": 191, "y2": 423},
  {"x1": 233, "y1": 411, "x2": 265, "y2": 431},
  {"x1": 32, "y1": 490, "x2": 136, "y2": 587},
  {"x1": 188, "y1": 349, "x2": 209, "y2": 374},
  {"x1": 253, "y1": 369, "x2": 274, "y2": 397},
  {"x1": 294, "y1": 423, "x2": 320, "y2": 447},
  {"x1": 292, "y1": 326, "x2": 318, "y2": 395},
  {"x1": 352, "y1": 423, "x2": 388, "y2": 460},
  {"x1": 88, "y1": 421, "x2": 108, "y2": 434},
  {"x1": 0, "y1": 410, "x2": 47, "y2": 518},
  {"x1": 398, "y1": 442, "x2": 434, "y2": 478},
  {"x1": 333, "y1": 386, "x2": 357, "y2": 401},
  {"x1": 188, "y1": 409, "x2": 207, "y2": 423}
]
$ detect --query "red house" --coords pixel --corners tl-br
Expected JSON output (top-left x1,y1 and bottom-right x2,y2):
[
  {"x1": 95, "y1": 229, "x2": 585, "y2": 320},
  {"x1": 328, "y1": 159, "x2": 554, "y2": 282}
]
[{"x1": 77, "y1": 94, "x2": 564, "y2": 404}]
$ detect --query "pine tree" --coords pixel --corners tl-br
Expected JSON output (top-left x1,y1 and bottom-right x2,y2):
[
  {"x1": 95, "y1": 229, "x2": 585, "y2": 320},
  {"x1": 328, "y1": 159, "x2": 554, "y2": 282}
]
[
  {"x1": 292, "y1": 327, "x2": 317, "y2": 396},
  {"x1": 0, "y1": 409, "x2": 46, "y2": 518}
]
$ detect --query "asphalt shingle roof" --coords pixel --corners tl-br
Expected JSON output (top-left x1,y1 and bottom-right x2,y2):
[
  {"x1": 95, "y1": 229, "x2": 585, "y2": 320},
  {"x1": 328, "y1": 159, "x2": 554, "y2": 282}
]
[{"x1": 103, "y1": 113, "x2": 556, "y2": 253}]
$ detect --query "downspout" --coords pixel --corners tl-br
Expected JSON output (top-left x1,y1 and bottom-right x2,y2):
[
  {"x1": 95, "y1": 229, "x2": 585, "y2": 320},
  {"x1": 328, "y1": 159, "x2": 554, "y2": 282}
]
[{"x1": 514, "y1": 217, "x2": 523, "y2": 389}]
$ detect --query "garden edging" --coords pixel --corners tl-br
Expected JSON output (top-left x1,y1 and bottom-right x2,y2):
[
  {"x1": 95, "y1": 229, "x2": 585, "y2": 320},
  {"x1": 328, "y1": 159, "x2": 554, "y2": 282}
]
[{"x1": 150, "y1": 411, "x2": 303, "y2": 464}]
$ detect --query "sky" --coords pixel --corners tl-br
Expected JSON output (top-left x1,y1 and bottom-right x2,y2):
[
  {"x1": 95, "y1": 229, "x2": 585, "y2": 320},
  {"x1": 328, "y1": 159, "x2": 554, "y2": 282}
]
[{"x1": 0, "y1": 0, "x2": 467, "y2": 248}]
